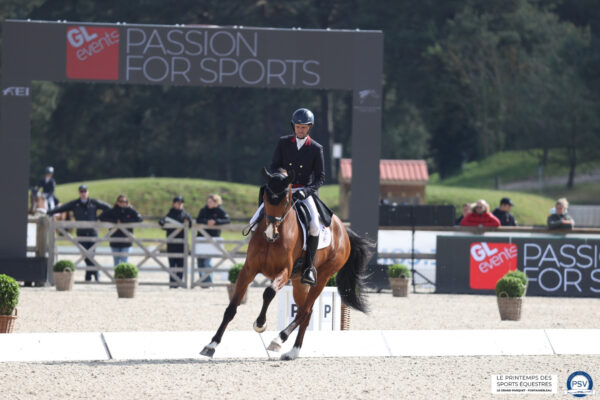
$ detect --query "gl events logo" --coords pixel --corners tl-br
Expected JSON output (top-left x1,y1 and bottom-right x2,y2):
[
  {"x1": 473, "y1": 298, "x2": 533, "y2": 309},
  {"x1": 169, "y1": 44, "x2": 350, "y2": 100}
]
[
  {"x1": 469, "y1": 242, "x2": 518, "y2": 289},
  {"x1": 66, "y1": 26, "x2": 119, "y2": 80}
]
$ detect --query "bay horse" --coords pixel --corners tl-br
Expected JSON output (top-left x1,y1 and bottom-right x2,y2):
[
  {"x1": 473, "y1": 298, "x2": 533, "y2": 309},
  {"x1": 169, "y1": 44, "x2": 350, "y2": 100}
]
[
  {"x1": 200, "y1": 167, "x2": 372, "y2": 360},
  {"x1": 29, "y1": 189, "x2": 68, "y2": 222}
]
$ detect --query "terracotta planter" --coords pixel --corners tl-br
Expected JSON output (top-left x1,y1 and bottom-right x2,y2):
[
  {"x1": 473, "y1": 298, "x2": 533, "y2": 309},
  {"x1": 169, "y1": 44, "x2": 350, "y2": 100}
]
[
  {"x1": 389, "y1": 276, "x2": 410, "y2": 297},
  {"x1": 497, "y1": 295, "x2": 522, "y2": 321},
  {"x1": 227, "y1": 283, "x2": 247, "y2": 304},
  {"x1": 54, "y1": 270, "x2": 75, "y2": 291},
  {"x1": 115, "y1": 278, "x2": 137, "y2": 298},
  {"x1": 0, "y1": 308, "x2": 17, "y2": 334}
]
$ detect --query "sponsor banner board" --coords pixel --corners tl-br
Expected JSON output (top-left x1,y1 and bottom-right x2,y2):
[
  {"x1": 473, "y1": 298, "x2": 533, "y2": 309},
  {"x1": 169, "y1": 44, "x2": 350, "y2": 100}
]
[{"x1": 436, "y1": 236, "x2": 600, "y2": 297}]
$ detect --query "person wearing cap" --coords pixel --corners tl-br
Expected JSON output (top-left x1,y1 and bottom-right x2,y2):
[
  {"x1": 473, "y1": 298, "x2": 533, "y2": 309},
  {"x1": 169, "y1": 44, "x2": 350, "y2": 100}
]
[
  {"x1": 547, "y1": 197, "x2": 575, "y2": 230},
  {"x1": 159, "y1": 196, "x2": 192, "y2": 288},
  {"x1": 492, "y1": 197, "x2": 517, "y2": 226},
  {"x1": 33, "y1": 166, "x2": 59, "y2": 210},
  {"x1": 248, "y1": 108, "x2": 331, "y2": 287},
  {"x1": 99, "y1": 194, "x2": 144, "y2": 266},
  {"x1": 47, "y1": 185, "x2": 110, "y2": 281}
]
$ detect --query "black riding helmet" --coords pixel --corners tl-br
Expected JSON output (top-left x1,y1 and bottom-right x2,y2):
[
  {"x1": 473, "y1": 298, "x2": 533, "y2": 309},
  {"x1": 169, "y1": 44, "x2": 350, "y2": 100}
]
[{"x1": 290, "y1": 108, "x2": 314, "y2": 132}]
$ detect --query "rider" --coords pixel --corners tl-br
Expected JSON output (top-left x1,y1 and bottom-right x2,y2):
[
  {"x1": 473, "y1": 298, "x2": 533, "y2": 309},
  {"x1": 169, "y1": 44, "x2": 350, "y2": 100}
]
[
  {"x1": 251, "y1": 108, "x2": 325, "y2": 287},
  {"x1": 34, "y1": 166, "x2": 58, "y2": 210}
]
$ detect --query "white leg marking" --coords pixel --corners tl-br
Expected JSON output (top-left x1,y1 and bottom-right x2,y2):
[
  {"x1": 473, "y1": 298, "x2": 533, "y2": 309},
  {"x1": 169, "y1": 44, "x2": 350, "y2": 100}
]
[{"x1": 281, "y1": 347, "x2": 300, "y2": 361}]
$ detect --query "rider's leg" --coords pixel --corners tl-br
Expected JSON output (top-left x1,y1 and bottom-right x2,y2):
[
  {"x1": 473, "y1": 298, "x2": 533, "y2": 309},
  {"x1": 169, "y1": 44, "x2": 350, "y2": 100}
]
[
  {"x1": 248, "y1": 203, "x2": 265, "y2": 231},
  {"x1": 301, "y1": 197, "x2": 320, "y2": 287}
]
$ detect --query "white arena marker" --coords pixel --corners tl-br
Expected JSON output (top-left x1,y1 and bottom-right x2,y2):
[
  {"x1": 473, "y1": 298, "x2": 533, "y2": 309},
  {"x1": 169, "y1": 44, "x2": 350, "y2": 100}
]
[
  {"x1": 299, "y1": 331, "x2": 391, "y2": 357},
  {"x1": 0, "y1": 332, "x2": 109, "y2": 362},
  {"x1": 383, "y1": 330, "x2": 554, "y2": 357},
  {"x1": 545, "y1": 329, "x2": 600, "y2": 355}
]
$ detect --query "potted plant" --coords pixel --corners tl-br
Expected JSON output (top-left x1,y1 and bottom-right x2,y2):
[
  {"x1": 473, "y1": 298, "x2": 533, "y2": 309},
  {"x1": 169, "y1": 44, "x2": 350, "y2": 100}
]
[
  {"x1": 227, "y1": 263, "x2": 247, "y2": 304},
  {"x1": 387, "y1": 264, "x2": 411, "y2": 297},
  {"x1": 114, "y1": 262, "x2": 138, "y2": 298},
  {"x1": 0, "y1": 274, "x2": 19, "y2": 333},
  {"x1": 53, "y1": 260, "x2": 76, "y2": 291},
  {"x1": 495, "y1": 275, "x2": 525, "y2": 321},
  {"x1": 505, "y1": 269, "x2": 528, "y2": 292}
]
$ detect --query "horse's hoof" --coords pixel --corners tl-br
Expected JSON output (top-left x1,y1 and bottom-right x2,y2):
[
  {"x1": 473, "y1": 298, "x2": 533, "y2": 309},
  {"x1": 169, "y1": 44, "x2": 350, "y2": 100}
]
[
  {"x1": 200, "y1": 346, "x2": 215, "y2": 358},
  {"x1": 281, "y1": 347, "x2": 300, "y2": 361},
  {"x1": 253, "y1": 321, "x2": 267, "y2": 333},
  {"x1": 267, "y1": 337, "x2": 282, "y2": 352}
]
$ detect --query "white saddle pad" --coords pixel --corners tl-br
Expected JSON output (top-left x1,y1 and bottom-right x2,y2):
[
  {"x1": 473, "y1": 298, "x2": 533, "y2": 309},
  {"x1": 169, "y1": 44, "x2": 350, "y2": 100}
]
[{"x1": 296, "y1": 213, "x2": 332, "y2": 250}]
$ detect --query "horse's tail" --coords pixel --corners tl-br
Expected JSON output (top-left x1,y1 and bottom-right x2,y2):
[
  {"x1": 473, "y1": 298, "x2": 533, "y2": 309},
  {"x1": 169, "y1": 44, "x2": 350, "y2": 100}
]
[{"x1": 336, "y1": 227, "x2": 374, "y2": 313}]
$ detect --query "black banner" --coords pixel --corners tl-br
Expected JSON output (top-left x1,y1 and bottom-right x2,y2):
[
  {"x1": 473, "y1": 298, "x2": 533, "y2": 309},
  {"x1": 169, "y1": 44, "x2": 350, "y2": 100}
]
[{"x1": 436, "y1": 236, "x2": 600, "y2": 297}]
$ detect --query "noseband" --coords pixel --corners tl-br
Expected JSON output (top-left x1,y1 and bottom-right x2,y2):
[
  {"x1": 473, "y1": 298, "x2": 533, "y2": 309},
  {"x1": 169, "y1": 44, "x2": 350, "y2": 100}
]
[{"x1": 264, "y1": 186, "x2": 296, "y2": 243}]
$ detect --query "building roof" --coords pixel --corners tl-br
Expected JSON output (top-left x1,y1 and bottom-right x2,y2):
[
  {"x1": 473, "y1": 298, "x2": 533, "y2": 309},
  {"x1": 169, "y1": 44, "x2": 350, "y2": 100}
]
[{"x1": 339, "y1": 159, "x2": 429, "y2": 184}]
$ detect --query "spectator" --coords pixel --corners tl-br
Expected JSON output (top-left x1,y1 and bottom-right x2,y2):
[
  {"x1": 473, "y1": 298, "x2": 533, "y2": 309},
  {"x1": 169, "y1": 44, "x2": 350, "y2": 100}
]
[
  {"x1": 455, "y1": 202, "x2": 471, "y2": 225},
  {"x1": 47, "y1": 185, "x2": 110, "y2": 281},
  {"x1": 195, "y1": 194, "x2": 231, "y2": 287},
  {"x1": 460, "y1": 199, "x2": 501, "y2": 227},
  {"x1": 34, "y1": 166, "x2": 59, "y2": 210},
  {"x1": 492, "y1": 197, "x2": 517, "y2": 226},
  {"x1": 99, "y1": 195, "x2": 143, "y2": 266},
  {"x1": 159, "y1": 196, "x2": 192, "y2": 288},
  {"x1": 547, "y1": 197, "x2": 575, "y2": 230}
]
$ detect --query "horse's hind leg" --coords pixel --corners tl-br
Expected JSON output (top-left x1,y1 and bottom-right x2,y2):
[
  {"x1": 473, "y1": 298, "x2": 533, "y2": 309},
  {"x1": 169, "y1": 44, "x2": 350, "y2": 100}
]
[
  {"x1": 200, "y1": 265, "x2": 256, "y2": 358},
  {"x1": 254, "y1": 270, "x2": 289, "y2": 333},
  {"x1": 281, "y1": 311, "x2": 311, "y2": 360}
]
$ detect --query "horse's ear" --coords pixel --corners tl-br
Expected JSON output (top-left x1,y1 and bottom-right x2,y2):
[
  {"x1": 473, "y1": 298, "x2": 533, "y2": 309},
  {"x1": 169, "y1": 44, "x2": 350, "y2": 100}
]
[
  {"x1": 261, "y1": 167, "x2": 272, "y2": 181},
  {"x1": 285, "y1": 169, "x2": 295, "y2": 185}
]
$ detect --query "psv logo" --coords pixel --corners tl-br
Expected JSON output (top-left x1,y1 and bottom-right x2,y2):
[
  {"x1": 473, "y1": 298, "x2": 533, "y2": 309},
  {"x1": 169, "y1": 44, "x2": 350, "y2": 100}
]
[
  {"x1": 66, "y1": 26, "x2": 119, "y2": 80},
  {"x1": 469, "y1": 242, "x2": 518, "y2": 289}
]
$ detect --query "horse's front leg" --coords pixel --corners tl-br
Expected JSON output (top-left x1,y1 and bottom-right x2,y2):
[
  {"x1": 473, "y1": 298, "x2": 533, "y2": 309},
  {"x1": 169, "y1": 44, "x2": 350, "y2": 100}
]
[
  {"x1": 200, "y1": 264, "x2": 256, "y2": 358},
  {"x1": 253, "y1": 269, "x2": 289, "y2": 333}
]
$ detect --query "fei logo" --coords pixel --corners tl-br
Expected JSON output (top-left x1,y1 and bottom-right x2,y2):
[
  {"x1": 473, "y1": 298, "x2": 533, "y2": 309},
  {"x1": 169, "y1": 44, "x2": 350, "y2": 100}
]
[
  {"x1": 66, "y1": 26, "x2": 119, "y2": 80},
  {"x1": 469, "y1": 242, "x2": 518, "y2": 289}
]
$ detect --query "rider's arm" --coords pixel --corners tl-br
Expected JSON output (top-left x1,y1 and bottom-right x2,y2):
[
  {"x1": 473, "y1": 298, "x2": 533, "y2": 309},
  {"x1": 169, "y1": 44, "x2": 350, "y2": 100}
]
[
  {"x1": 305, "y1": 146, "x2": 325, "y2": 196},
  {"x1": 269, "y1": 138, "x2": 283, "y2": 172}
]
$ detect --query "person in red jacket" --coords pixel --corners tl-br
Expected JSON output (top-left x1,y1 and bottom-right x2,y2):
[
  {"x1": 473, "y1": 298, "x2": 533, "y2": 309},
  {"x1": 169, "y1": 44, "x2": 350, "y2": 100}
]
[{"x1": 460, "y1": 199, "x2": 501, "y2": 227}]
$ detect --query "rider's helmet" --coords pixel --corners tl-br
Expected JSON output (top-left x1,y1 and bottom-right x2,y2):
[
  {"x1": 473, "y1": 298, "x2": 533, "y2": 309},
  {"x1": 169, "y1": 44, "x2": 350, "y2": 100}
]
[
  {"x1": 290, "y1": 108, "x2": 314, "y2": 132},
  {"x1": 45, "y1": 166, "x2": 54, "y2": 175}
]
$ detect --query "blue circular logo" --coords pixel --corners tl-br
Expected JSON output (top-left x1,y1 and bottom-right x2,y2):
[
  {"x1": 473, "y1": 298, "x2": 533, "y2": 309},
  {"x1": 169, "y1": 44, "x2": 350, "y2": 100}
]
[{"x1": 566, "y1": 371, "x2": 594, "y2": 398}]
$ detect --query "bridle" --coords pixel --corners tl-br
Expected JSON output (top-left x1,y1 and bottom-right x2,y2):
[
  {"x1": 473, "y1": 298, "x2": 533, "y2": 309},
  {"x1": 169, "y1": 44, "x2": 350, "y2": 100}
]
[{"x1": 264, "y1": 184, "x2": 297, "y2": 243}]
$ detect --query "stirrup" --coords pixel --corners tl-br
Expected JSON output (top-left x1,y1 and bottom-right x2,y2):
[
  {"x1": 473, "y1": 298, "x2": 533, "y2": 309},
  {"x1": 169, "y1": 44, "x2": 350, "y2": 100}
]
[{"x1": 301, "y1": 266, "x2": 317, "y2": 287}]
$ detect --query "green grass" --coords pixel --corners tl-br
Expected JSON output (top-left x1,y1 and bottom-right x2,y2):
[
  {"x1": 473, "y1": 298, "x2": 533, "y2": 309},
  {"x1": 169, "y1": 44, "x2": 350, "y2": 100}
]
[{"x1": 430, "y1": 149, "x2": 600, "y2": 189}]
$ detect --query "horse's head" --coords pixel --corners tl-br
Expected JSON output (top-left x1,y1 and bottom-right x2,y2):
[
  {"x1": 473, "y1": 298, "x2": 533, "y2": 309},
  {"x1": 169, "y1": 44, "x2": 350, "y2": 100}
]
[{"x1": 261, "y1": 167, "x2": 294, "y2": 242}]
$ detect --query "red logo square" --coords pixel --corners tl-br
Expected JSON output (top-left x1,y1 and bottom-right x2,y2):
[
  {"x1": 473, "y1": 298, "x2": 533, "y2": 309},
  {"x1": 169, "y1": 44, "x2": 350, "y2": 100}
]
[
  {"x1": 66, "y1": 26, "x2": 119, "y2": 80},
  {"x1": 469, "y1": 242, "x2": 518, "y2": 289}
]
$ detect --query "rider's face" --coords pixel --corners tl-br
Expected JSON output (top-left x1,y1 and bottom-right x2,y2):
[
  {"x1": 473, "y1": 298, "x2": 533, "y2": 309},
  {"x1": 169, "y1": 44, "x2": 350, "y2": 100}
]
[{"x1": 294, "y1": 124, "x2": 311, "y2": 139}]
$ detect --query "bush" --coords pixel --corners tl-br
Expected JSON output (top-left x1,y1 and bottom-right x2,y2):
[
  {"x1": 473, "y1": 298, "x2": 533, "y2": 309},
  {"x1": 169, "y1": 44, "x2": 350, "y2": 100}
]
[
  {"x1": 495, "y1": 276, "x2": 525, "y2": 298},
  {"x1": 387, "y1": 264, "x2": 411, "y2": 278},
  {"x1": 114, "y1": 263, "x2": 138, "y2": 279},
  {"x1": 228, "y1": 263, "x2": 244, "y2": 283},
  {"x1": 326, "y1": 272, "x2": 337, "y2": 287},
  {"x1": 0, "y1": 274, "x2": 19, "y2": 315},
  {"x1": 505, "y1": 270, "x2": 528, "y2": 287},
  {"x1": 53, "y1": 260, "x2": 75, "y2": 272}
]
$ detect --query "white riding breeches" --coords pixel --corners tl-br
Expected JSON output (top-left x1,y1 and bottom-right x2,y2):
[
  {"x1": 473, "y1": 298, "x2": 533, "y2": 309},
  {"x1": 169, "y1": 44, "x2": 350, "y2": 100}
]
[{"x1": 249, "y1": 187, "x2": 320, "y2": 236}]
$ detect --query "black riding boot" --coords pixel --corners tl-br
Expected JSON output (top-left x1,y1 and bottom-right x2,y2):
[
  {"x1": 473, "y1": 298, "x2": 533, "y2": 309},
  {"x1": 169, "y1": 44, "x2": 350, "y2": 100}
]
[{"x1": 301, "y1": 235, "x2": 319, "y2": 287}]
